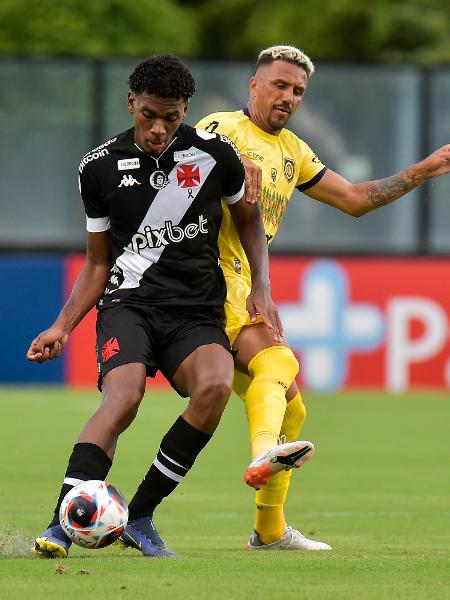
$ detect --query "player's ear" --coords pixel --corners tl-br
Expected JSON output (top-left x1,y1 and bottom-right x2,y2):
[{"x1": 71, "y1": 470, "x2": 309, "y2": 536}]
[
  {"x1": 249, "y1": 76, "x2": 257, "y2": 97},
  {"x1": 127, "y1": 91, "x2": 135, "y2": 114}
]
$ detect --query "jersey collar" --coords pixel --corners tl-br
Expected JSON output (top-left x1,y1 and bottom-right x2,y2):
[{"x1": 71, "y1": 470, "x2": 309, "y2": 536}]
[
  {"x1": 243, "y1": 106, "x2": 282, "y2": 143},
  {"x1": 124, "y1": 124, "x2": 188, "y2": 157}
]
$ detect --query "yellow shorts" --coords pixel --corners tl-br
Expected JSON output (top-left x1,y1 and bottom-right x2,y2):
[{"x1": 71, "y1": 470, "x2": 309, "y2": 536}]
[{"x1": 222, "y1": 264, "x2": 263, "y2": 345}]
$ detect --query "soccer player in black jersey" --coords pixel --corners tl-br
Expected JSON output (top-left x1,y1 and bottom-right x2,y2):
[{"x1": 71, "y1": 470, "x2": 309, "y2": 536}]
[{"x1": 27, "y1": 54, "x2": 282, "y2": 558}]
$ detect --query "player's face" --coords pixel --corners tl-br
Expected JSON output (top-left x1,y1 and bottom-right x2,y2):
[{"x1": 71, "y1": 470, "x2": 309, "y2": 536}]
[
  {"x1": 128, "y1": 92, "x2": 187, "y2": 154},
  {"x1": 249, "y1": 60, "x2": 308, "y2": 133}
]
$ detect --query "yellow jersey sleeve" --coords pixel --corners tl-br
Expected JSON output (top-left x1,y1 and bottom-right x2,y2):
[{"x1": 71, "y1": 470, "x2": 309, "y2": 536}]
[{"x1": 294, "y1": 138, "x2": 326, "y2": 190}]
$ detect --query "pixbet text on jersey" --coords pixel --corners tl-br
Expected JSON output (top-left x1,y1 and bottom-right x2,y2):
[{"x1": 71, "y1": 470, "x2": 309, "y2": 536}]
[{"x1": 131, "y1": 215, "x2": 208, "y2": 254}]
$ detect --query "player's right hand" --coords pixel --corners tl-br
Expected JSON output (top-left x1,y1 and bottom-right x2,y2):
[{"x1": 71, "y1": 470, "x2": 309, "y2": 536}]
[
  {"x1": 246, "y1": 284, "x2": 284, "y2": 343},
  {"x1": 26, "y1": 326, "x2": 69, "y2": 363},
  {"x1": 415, "y1": 144, "x2": 450, "y2": 180},
  {"x1": 242, "y1": 156, "x2": 262, "y2": 204}
]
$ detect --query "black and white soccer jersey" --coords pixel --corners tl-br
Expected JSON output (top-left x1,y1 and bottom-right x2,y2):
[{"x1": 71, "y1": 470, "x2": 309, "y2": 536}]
[{"x1": 78, "y1": 124, "x2": 245, "y2": 308}]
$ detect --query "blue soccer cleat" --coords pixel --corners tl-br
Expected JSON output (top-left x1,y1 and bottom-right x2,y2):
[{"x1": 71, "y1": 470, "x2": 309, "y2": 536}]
[
  {"x1": 117, "y1": 517, "x2": 177, "y2": 558},
  {"x1": 33, "y1": 524, "x2": 72, "y2": 558}
]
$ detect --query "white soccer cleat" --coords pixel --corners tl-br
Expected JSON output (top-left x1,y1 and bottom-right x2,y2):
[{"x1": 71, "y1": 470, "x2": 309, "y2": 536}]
[
  {"x1": 244, "y1": 440, "x2": 314, "y2": 489},
  {"x1": 247, "y1": 526, "x2": 331, "y2": 551}
]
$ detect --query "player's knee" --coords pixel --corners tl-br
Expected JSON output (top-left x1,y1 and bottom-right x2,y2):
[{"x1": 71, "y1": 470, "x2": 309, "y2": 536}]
[
  {"x1": 249, "y1": 346, "x2": 299, "y2": 390},
  {"x1": 188, "y1": 376, "x2": 232, "y2": 428},
  {"x1": 197, "y1": 376, "x2": 231, "y2": 407}
]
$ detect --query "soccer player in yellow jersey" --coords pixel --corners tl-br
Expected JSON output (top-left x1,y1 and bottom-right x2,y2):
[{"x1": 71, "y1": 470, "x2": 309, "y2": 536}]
[{"x1": 196, "y1": 45, "x2": 450, "y2": 551}]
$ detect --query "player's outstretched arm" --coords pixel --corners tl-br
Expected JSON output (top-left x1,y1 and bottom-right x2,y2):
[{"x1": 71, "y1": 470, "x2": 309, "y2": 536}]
[
  {"x1": 26, "y1": 231, "x2": 111, "y2": 364},
  {"x1": 228, "y1": 199, "x2": 283, "y2": 342},
  {"x1": 305, "y1": 144, "x2": 450, "y2": 216}
]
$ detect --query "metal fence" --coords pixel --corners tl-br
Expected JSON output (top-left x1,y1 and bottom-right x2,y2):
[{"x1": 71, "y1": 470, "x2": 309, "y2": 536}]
[{"x1": 1, "y1": 58, "x2": 449, "y2": 254}]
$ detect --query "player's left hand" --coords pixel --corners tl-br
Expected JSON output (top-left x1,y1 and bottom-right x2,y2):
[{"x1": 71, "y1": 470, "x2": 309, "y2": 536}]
[
  {"x1": 246, "y1": 285, "x2": 283, "y2": 342},
  {"x1": 242, "y1": 156, "x2": 262, "y2": 204},
  {"x1": 415, "y1": 144, "x2": 450, "y2": 180}
]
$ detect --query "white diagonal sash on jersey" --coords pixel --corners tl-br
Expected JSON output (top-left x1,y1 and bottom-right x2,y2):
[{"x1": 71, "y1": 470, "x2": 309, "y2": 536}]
[{"x1": 115, "y1": 150, "x2": 216, "y2": 290}]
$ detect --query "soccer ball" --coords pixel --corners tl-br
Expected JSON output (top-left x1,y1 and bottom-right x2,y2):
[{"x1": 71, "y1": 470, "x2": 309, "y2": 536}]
[{"x1": 59, "y1": 480, "x2": 128, "y2": 549}]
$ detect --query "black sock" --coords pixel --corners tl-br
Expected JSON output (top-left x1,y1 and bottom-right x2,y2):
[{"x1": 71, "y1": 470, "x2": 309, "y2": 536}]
[
  {"x1": 127, "y1": 416, "x2": 212, "y2": 521},
  {"x1": 48, "y1": 442, "x2": 112, "y2": 528}
]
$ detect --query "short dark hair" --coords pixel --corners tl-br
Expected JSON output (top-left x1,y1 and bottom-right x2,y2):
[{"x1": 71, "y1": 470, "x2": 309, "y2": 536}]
[{"x1": 128, "y1": 54, "x2": 196, "y2": 100}]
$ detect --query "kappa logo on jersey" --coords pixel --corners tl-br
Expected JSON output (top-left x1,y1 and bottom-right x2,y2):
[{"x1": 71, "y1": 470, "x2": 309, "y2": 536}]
[
  {"x1": 150, "y1": 170, "x2": 169, "y2": 190},
  {"x1": 177, "y1": 164, "x2": 201, "y2": 188},
  {"x1": 283, "y1": 157, "x2": 295, "y2": 182},
  {"x1": 118, "y1": 174, "x2": 141, "y2": 187},
  {"x1": 102, "y1": 337, "x2": 120, "y2": 362},
  {"x1": 118, "y1": 158, "x2": 140, "y2": 170},
  {"x1": 131, "y1": 215, "x2": 208, "y2": 254},
  {"x1": 104, "y1": 264, "x2": 124, "y2": 295}
]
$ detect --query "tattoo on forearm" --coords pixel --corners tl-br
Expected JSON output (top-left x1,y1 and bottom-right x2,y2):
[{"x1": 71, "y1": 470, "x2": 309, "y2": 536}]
[{"x1": 365, "y1": 171, "x2": 419, "y2": 209}]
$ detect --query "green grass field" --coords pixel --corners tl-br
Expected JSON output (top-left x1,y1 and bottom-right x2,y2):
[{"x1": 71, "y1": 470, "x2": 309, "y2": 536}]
[{"x1": 0, "y1": 387, "x2": 449, "y2": 599}]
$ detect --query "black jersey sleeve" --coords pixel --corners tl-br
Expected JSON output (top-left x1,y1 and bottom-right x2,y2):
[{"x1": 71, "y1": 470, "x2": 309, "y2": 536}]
[
  {"x1": 78, "y1": 165, "x2": 110, "y2": 232},
  {"x1": 217, "y1": 134, "x2": 245, "y2": 205}
]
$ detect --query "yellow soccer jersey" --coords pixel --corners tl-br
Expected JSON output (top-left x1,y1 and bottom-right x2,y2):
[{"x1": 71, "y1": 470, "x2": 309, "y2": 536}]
[{"x1": 195, "y1": 109, "x2": 326, "y2": 280}]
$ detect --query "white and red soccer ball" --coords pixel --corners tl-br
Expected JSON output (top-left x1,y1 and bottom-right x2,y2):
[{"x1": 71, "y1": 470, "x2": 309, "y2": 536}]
[{"x1": 59, "y1": 480, "x2": 128, "y2": 549}]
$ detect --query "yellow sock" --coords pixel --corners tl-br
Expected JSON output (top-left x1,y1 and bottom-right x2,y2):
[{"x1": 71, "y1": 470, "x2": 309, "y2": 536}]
[
  {"x1": 254, "y1": 392, "x2": 306, "y2": 544},
  {"x1": 245, "y1": 346, "x2": 299, "y2": 458}
]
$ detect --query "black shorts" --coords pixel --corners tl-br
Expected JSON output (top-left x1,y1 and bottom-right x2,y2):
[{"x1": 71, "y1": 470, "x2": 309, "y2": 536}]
[{"x1": 95, "y1": 304, "x2": 231, "y2": 395}]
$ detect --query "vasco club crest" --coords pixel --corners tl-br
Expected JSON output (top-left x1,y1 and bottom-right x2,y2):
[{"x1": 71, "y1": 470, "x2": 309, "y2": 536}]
[{"x1": 177, "y1": 163, "x2": 201, "y2": 188}]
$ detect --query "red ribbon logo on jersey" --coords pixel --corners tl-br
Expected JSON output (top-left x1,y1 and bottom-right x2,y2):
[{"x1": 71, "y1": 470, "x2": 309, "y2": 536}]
[
  {"x1": 177, "y1": 163, "x2": 201, "y2": 188},
  {"x1": 102, "y1": 337, "x2": 120, "y2": 362}
]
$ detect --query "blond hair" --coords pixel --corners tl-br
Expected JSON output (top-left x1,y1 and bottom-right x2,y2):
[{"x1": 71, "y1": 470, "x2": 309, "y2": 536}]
[{"x1": 256, "y1": 45, "x2": 315, "y2": 77}]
